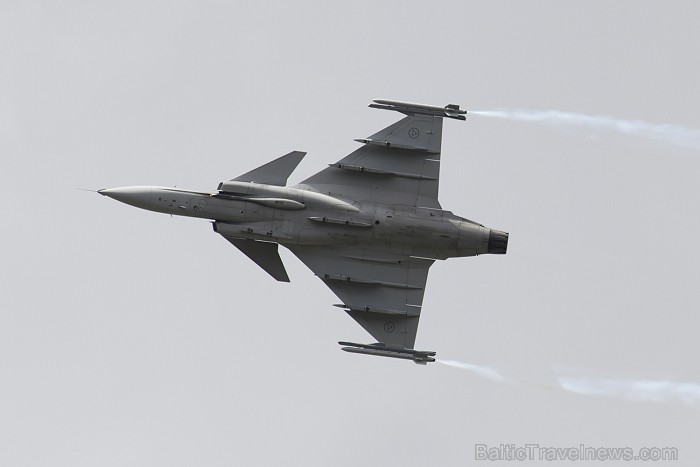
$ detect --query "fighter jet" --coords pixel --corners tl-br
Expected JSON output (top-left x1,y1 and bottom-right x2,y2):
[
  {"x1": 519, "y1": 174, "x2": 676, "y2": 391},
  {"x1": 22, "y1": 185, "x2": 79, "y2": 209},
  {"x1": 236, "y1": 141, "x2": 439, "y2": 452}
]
[{"x1": 99, "y1": 99, "x2": 508, "y2": 364}]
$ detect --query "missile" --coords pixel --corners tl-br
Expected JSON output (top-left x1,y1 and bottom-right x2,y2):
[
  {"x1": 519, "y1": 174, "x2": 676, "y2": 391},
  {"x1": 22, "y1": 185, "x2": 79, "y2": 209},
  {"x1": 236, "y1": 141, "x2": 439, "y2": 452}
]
[
  {"x1": 338, "y1": 341, "x2": 436, "y2": 365},
  {"x1": 370, "y1": 99, "x2": 466, "y2": 120}
]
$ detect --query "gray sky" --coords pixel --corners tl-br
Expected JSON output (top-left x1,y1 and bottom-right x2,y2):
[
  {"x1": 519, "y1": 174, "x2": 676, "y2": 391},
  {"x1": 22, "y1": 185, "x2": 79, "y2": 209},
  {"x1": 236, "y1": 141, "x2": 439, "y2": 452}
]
[{"x1": 2, "y1": 1, "x2": 699, "y2": 466}]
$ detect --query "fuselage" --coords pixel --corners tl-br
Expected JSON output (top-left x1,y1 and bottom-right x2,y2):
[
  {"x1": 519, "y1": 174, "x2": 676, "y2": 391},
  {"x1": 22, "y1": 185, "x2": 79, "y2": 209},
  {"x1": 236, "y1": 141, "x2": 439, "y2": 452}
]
[{"x1": 99, "y1": 183, "x2": 507, "y2": 260}]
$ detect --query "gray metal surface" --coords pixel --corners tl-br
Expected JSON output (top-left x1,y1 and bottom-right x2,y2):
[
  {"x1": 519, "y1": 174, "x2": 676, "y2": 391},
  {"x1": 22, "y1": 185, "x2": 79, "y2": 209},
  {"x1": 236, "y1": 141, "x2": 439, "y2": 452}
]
[
  {"x1": 288, "y1": 246, "x2": 433, "y2": 349},
  {"x1": 223, "y1": 237, "x2": 290, "y2": 282},
  {"x1": 99, "y1": 99, "x2": 508, "y2": 364},
  {"x1": 299, "y1": 114, "x2": 443, "y2": 208},
  {"x1": 231, "y1": 151, "x2": 306, "y2": 186}
]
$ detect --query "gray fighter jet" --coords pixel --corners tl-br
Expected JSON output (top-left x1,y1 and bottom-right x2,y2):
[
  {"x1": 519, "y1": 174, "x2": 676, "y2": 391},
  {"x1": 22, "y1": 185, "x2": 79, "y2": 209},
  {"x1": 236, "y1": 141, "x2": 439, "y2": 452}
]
[{"x1": 99, "y1": 99, "x2": 508, "y2": 364}]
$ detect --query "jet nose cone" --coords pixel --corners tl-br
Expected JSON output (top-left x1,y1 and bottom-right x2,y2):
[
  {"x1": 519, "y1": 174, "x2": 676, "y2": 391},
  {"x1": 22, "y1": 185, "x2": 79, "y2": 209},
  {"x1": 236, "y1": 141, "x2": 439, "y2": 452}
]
[
  {"x1": 99, "y1": 187, "x2": 133, "y2": 201},
  {"x1": 99, "y1": 186, "x2": 155, "y2": 208}
]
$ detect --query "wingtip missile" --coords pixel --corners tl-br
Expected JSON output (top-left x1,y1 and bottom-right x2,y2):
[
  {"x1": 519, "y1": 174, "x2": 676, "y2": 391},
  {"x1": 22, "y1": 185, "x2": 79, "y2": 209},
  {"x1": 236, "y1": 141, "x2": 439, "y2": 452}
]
[
  {"x1": 370, "y1": 99, "x2": 467, "y2": 120},
  {"x1": 338, "y1": 341, "x2": 436, "y2": 364}
]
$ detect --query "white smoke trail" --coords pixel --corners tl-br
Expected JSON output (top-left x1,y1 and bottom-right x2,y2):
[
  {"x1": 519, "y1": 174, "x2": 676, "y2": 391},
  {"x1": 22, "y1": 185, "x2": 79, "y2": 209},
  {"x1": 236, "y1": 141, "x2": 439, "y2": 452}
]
[
  {"x1": 438, "y1": 358, "x2": 700, "y2": 409},
  {"x1": 470, "y1": 109, "x2": 700, "y2": 149},
  {"x1": 436, "y1": 359, "x2": 509, "y2": 382},
  {"x1": 557, "y1": 375, "x2": 700, "y2": 409}
]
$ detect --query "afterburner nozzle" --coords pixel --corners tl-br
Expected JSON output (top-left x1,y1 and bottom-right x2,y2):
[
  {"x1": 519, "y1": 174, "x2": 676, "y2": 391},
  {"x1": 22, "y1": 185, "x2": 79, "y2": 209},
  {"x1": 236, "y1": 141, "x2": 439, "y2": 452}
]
[{"x1": 487, "y1": 229, "x2": 509, "y2": 255}]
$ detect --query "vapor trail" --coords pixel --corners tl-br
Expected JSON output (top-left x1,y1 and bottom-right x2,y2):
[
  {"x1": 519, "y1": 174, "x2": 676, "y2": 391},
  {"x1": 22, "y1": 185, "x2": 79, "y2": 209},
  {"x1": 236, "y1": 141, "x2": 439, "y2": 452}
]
[
  {"x1": 438, "y1": 358, "x2": 700, "y2": 409},
  {"x1": 436, "y1": 359, "x2": 509, "y2": 382},
  {"x1": 557, "y1": 375, "x2": 700, "y2": 409},
  {"x1": 470, "y1": 109, "x2": 700, "y2": 149}
]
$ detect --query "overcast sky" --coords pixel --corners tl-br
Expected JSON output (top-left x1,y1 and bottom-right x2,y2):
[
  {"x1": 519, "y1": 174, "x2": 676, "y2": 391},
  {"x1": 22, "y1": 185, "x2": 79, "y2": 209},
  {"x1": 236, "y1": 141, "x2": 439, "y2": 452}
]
[{"x1": 2, "y1": 1, "x2": 699, "y2": 466}]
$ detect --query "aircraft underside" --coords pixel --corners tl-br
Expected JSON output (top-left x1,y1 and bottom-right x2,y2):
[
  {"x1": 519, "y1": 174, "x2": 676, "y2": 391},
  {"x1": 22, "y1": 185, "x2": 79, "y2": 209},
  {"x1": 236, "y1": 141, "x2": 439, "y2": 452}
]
[{"x1": 99, "y1": 99, "x2": 509, "y2": 364}]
